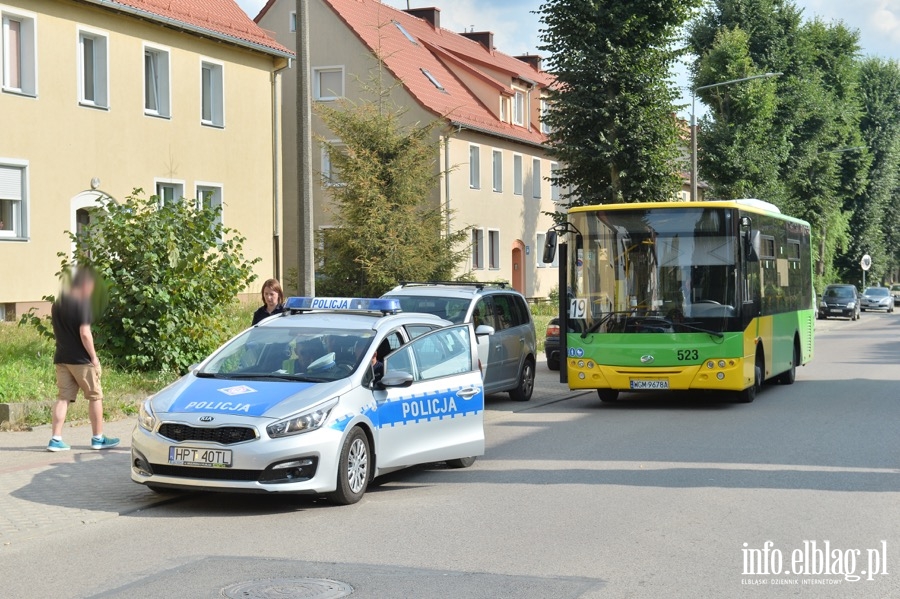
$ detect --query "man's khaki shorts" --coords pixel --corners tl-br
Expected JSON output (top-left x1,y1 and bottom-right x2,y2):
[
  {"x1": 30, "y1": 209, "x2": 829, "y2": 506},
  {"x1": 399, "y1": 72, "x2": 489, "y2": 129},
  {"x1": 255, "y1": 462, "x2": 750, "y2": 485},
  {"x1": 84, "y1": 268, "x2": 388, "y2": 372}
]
[{"x1": 55, "y1": 364, "x2": 103, "y2": 402}]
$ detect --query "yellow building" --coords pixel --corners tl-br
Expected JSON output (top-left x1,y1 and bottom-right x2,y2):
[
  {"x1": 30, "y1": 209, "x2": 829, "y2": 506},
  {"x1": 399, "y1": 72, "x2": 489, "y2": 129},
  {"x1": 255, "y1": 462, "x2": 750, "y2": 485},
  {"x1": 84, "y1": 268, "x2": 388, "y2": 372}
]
[
  {"x1": 0, "y1": 0, "x2": 292, "y2": 318},
  {"x1": 257, "y1": 0, "x2": 562, "y2": 299}
]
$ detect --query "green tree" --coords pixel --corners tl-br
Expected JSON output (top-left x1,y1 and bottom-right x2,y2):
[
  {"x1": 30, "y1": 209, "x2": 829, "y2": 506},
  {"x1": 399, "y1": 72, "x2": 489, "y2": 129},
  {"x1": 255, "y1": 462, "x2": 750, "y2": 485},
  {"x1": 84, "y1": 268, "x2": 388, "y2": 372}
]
[
  {"x1": 836, "y1": 58, "x2": 900, "y2": 284},
  {"x1": 538, "y1": 0, "x2": 701, "y2": 204},
  {"x1": 315, "y1": 95, "x2": 468, "y2": 297},
  {"x1": 689, "y1": 1, "x2": 871, "y2": 289},
  {"x1": 24, "y1": 190, "x2": 259, "y2": 372}
]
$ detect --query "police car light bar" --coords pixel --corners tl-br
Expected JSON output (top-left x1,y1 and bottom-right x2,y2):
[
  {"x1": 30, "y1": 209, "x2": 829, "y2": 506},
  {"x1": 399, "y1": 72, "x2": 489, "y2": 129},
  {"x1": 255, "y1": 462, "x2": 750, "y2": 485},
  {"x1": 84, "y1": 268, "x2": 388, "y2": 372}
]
[{"x1": 284, "y1": 297, "x2": 402, "y2": 315}]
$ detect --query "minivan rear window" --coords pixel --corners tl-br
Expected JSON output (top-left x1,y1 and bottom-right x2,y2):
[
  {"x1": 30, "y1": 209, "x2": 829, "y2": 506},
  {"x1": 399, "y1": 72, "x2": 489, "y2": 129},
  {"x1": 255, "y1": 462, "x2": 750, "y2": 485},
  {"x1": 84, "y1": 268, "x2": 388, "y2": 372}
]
[{"x1": 391, "y1": 296, "x2": 471, "y2": 324}]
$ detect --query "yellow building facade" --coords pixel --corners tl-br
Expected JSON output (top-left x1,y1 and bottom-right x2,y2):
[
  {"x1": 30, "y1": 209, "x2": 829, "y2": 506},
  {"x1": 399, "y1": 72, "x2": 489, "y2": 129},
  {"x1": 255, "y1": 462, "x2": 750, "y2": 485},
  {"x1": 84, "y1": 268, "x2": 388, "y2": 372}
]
[{"x1": 0, "y1": 0, "x2": 291, "y2": 318}]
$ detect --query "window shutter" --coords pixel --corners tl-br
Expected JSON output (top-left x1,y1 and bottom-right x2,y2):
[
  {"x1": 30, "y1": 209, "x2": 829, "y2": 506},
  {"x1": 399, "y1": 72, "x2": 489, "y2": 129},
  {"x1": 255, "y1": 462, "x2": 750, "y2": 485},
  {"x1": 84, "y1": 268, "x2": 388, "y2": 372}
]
[{"x1": 0, "y1": 166, "x2": 23, "y2": 200}]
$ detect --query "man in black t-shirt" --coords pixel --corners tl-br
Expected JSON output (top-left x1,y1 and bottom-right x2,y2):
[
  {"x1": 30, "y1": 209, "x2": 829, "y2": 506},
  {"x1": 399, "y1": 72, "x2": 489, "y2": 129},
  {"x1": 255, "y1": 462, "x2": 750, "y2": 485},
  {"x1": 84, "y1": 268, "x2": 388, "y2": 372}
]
[{"x1": 47, "y1": 269, "x2": 119, "y2": 452}]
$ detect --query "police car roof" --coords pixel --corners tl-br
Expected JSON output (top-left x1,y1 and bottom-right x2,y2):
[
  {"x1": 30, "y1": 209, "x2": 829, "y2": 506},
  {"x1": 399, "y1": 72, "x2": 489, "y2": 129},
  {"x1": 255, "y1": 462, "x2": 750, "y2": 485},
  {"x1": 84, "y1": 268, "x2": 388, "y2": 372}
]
[{"x1": 257, "y1": 311, "x2": 451, "y2": 330}]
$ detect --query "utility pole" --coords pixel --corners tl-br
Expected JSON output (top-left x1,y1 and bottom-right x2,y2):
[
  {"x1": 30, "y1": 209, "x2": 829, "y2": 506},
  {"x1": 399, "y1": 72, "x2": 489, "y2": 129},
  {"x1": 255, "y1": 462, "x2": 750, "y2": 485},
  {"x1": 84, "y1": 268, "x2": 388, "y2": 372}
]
[{"x1": 296, "y1": 0, "x2": 316, "y2": 296}]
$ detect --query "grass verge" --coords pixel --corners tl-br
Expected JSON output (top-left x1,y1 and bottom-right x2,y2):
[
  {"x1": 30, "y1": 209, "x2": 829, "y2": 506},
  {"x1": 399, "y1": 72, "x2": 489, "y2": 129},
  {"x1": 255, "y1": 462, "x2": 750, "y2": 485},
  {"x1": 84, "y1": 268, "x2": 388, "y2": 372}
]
[{"x1": 1, "y1": 302, "x2": 254, "y2": 428}]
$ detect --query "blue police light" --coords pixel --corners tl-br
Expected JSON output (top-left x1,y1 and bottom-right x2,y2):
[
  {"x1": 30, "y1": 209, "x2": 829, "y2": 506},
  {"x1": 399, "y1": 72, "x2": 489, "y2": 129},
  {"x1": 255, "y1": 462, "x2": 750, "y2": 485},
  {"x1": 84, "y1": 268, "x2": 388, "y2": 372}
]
[{"x1": 284, "y1": 297, "x2": 402, "y2": 314}]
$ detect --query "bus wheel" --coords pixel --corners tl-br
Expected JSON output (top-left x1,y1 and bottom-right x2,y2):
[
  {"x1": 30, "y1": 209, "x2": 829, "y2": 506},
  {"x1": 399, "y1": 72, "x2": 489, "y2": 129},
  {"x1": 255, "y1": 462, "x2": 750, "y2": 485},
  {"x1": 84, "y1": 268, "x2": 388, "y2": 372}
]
[
  {"x1": 737, "y1": 351, "x2": 763, "y2": 403},
  {"x1": 597, "y1": 389, "x2": 619, "y2": 402},
  {"x1": 777, "y1": 342, "x2": 800, "y2": 385}
]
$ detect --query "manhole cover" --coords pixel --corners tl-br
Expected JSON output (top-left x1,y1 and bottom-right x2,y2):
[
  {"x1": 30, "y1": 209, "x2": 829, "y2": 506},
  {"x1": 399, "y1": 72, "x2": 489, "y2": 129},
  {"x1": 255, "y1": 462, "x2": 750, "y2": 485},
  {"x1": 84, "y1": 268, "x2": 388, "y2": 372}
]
[{"x1": 222, "y1": 578, "x2": 353, "y2": 599}]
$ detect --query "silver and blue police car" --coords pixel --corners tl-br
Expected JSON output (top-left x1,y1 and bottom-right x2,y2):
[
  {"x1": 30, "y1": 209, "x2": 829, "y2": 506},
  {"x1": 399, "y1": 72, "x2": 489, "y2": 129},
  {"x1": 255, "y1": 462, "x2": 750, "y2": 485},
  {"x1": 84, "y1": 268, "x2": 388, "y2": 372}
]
[{"x1": 131, "y1": 297, "x2": 486, "y2": 504}]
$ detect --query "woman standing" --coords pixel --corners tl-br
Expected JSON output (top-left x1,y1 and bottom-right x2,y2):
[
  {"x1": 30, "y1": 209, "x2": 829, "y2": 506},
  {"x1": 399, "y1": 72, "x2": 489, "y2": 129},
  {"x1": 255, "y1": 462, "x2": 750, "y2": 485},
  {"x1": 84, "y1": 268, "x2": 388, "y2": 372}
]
[{"x1": 252, "y1": 278, "x2": 285, "y2": 325}]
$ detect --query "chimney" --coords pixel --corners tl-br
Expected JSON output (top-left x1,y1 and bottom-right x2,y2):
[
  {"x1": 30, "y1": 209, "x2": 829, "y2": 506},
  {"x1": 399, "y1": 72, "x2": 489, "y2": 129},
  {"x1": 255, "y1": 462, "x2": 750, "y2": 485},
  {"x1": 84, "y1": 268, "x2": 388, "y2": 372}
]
[
  {"x1": 514, "y1": 54, "x2": 542, "y2": 72},
  {"x1": 461, "y1": 31, "x2": 494, "y2": 52},
  {"x1": 404, "y1": 7, "x2": 440, "y2": 29}
]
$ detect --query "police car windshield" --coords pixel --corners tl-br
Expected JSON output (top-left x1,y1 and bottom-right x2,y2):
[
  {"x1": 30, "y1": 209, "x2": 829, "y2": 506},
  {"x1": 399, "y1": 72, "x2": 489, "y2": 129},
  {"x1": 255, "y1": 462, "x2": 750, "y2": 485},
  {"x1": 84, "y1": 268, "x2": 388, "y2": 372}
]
[
  {"x1": 199, "y1": 326, "x2": 375, "y2": 382},
  {"x1": 390, "y1": 295, "x2": 472, "y2": 324}
]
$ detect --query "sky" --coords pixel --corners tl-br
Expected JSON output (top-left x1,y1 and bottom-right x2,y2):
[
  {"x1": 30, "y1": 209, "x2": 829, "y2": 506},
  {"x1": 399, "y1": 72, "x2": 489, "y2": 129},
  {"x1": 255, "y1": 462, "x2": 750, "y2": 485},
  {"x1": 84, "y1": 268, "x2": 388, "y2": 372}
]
[{"x1": 238, "y1": 0, "x2": 900, "y2": 116}]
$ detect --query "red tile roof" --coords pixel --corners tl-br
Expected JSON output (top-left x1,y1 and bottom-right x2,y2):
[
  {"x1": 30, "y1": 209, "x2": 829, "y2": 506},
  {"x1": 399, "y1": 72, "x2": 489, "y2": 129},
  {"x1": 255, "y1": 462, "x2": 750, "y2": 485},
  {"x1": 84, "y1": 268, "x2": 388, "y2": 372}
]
[
  {"x1": 88, "y1": 0, "x2": 291, "y2": 56},
  {"x1": 298, "y1": 0, "x2": 552, "y2": 146}
]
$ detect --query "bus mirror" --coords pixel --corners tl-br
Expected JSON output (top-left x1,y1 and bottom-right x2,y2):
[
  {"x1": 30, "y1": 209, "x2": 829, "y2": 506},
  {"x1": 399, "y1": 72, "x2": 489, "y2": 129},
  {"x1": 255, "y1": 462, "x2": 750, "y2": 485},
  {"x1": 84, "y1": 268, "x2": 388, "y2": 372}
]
[
  {"x1": 542, "y1": 230, "x2": 558, "y2": 264},
  {"x1": 747, "y1": 230, "x2": 762, "y2": 262}
]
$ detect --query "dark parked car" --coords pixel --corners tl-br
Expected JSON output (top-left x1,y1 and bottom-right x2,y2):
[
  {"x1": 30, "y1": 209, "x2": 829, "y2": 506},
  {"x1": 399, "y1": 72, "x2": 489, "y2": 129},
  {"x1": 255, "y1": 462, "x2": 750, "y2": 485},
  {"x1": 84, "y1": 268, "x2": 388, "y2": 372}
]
[
  {"x1": 891, "y1": 284, "x2": 900, "y2": 306},
  {"x1": 544, "y1": 317, "x2": 560, "y2": 371},
  {"x1": 818, "y1": 284, "x2": 860, "y2": 320}
]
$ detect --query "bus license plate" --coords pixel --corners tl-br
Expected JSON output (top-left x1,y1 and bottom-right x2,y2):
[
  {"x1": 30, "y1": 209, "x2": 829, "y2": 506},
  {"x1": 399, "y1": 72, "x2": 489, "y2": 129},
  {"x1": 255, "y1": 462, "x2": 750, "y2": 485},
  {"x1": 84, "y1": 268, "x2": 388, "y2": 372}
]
[
  {"x1": 630, "y1": 379, "x2": 669, "y2": 390},
  {"x1": 168, "y1": 446, "x2": 233, "y2": 468}
]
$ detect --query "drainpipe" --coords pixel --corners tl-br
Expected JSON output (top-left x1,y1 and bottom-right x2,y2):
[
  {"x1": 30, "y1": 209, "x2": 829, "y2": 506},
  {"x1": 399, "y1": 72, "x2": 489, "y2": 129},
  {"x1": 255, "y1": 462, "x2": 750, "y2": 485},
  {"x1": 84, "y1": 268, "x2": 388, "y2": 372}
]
[
  {"x1": 271, "y1": 58, "x2": 292, "y2": 281},
  {"x1": 443, "y1": 133, "x2": 451, "y2": 238}
]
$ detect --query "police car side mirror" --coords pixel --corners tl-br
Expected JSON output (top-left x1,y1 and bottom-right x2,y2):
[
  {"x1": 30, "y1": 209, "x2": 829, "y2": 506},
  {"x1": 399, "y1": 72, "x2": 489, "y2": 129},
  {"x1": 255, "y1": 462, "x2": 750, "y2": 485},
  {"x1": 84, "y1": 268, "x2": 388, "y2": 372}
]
[
  {"x1": 380, "y1": 371, "x2": 414, "y2": 389},
  {"x1": 188, "y1": 363, "x2": 200, "y2": 375},
  {"x1": 475, "y1": 325, "x2": 495, "y2": 337}
]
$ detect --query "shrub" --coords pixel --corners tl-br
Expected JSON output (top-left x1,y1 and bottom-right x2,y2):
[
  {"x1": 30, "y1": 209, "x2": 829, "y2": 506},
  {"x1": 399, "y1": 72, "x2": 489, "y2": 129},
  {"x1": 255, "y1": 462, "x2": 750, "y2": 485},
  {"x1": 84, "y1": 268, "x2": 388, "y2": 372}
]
[{"x1": 22, "y1": 189, "x2": 259, "y2": 372}]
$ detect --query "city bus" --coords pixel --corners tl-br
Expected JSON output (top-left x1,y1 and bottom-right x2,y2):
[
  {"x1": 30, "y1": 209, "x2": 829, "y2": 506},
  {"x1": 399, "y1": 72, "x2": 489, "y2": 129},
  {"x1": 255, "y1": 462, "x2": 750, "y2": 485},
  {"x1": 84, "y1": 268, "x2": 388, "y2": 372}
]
[{"x1": 542, "y1": 200, "x2": 814, "y2": 403}]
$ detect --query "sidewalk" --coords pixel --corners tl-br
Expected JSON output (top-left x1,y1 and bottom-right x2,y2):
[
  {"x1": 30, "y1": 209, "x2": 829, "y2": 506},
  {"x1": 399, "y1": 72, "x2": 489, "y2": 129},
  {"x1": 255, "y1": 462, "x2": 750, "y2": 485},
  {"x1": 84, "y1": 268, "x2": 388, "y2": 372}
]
[{"x1": 0, "y1": 418, "x2": 169, "y2": 548}]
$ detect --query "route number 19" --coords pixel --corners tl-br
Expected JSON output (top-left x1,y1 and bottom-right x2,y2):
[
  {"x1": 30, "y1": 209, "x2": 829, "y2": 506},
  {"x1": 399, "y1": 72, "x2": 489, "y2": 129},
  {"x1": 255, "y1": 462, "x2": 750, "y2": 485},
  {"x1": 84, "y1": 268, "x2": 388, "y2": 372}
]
[{"x1": 570, "y1": 298, "x2": 587, "y2": 319}]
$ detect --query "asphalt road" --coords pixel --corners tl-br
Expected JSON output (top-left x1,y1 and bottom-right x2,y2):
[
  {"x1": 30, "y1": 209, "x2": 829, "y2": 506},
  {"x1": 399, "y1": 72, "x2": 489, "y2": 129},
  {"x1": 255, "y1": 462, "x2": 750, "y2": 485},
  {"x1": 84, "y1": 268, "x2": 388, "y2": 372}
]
[{"x1": 2, "y1": 311, "x2": 899, "y2": 598}]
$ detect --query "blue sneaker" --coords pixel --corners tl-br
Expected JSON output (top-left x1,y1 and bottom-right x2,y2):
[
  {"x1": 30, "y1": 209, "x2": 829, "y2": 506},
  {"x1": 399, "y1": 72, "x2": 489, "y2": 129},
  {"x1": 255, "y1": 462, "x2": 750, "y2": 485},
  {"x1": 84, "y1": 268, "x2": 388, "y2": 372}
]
[
  {"x1": 47, "y1": 438, "x2": 71, "y2": 452},
  {"x1": 91, "y1": 435, "x2": 120, "y2": 450}
]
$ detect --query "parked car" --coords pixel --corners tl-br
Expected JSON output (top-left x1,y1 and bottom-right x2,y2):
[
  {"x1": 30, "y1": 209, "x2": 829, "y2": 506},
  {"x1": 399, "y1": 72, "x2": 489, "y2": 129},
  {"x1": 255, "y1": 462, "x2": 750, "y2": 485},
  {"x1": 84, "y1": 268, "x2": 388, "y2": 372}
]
[
  {"x1": 131, "y1": 297, "x2": 485, "y2": 504},
  {"x1": 860, "y1": 287, "x2": 895, "y2": 313},
  {"x1": 891, "y1": 284, "x2": 900, "y2": 306},
  {"x1": 818, "y1": 284, "x2": 860, "y2": 320},
  {"x1": 544, "y1": 317, "x2": 560, "y2": 371},
  {"x1": 383, "y1": 283, "x2": 537, "y2": 401}
]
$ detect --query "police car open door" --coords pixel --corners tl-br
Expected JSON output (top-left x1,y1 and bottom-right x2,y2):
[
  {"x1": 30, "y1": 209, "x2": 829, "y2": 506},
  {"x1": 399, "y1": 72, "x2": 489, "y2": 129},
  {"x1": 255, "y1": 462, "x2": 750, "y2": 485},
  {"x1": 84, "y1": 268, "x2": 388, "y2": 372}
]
[{"x1": 374, "y1": 325, "x2": 485, "y2": 469}]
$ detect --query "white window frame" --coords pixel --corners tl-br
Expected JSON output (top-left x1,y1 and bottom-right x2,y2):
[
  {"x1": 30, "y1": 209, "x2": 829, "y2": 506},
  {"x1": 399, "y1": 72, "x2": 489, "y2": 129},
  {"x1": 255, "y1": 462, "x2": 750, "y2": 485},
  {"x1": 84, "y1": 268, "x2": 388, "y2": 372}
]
[
  {"x1": 532, "y1": 158, "x2": 542, "y2": 199},
  {"x1": 321, "y1": 141, "x2": 346, "y2": 187},
  {"x1": 200, "y1": 57, "x2": 224, "y2": 128},
  {"x1": 469, "y1": 144, "x2": 481, "y2": 190},
  {"x1": 0, "y1": 158, "x2": 28, "y2": 240},
  {"x1": 1, "y1": 7, "x2": 37, "y2": 97},
  {"x1": 76, "y1": 26, "x2": 109, "y2": 109},
  {"x1": 195, "y1": 182, "x2": 223, "y2": 240},
  {"x1": 488, "y1": 229, "x2": 500, "y2": 270},
  {"x1": 289, "y1": 11, "x2": 297, "y2": 32},
  {"x1": 536, "y1": 233, "x2": 546, "y2": 268},
  {"x1": 313, "y1": 66, "x2": 344, "y2": 101},
  {"x1": 492, "y1": 149, "x2": 503, "y2": 193},
  {"x1": 471, "y1": 228, "x2": 485, "y2": 270},
  {"x1": 513, "y1": 154, "x2": 523, "y2": 196},
  {"x1": 154, "y1": 178, "x2": 185, "y2": 205},
  {"x1": 540, "y1": 98, "x2": 551, "y2": 134},
  {"x1": 142, "y1": 42, "x2": 170, "y2": 118},
  {"x1": 499, "y1": 96, "x2": 508, "y2": 122},
  {"x1": 513, "y1": 90, "x2": 525, "y2": 126}
]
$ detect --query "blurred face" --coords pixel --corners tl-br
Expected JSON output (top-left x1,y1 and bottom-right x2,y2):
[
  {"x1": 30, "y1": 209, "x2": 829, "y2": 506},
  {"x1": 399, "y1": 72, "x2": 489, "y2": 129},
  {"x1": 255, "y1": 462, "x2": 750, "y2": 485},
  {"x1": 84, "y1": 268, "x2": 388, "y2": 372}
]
[{"x1": 263, "y1": 288, "x2": 280, "y2": 309}]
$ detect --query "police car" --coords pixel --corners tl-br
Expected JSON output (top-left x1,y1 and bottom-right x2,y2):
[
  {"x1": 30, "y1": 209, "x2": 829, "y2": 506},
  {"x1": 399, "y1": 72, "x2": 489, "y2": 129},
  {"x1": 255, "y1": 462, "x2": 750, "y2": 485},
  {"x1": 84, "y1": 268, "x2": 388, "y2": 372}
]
[{"x1": 131, "y1": 297, "x2": 486, "y2": 504}]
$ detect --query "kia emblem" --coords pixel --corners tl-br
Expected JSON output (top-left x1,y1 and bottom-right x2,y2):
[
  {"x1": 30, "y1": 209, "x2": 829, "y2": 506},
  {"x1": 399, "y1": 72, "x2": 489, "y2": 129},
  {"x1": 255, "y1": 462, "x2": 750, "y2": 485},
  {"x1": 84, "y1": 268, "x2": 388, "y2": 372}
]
[
  {"x1": 199, "y1": 416, "x2": 215, "y2": 422},
  {"x1": 640, "y1": 355, "x2": 655, "y2": 364}
]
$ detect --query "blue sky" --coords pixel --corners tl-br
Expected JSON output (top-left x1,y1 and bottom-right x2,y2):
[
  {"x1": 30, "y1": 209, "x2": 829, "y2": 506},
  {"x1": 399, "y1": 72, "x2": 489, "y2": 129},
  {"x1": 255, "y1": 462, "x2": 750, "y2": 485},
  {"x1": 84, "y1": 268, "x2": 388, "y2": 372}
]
[{"x1": 239, "y1": 0, "x2": 900, "y2": 116}]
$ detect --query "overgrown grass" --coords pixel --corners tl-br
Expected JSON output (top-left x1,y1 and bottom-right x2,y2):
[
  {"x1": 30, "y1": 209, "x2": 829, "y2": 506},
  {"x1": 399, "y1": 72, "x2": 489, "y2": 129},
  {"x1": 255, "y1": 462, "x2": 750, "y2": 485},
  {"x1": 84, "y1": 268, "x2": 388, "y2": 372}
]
[
  {"x1": 1, "y1": 302, "x2": 254, "y2": 427},
  {"x1": 530, "y1": 301, "x2": 557, "y2": 352}
]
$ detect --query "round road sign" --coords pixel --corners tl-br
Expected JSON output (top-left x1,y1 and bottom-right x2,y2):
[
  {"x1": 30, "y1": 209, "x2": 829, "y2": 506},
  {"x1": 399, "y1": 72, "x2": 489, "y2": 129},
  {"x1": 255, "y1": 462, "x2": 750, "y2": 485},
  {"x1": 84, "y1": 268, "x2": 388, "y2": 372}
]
[{"x1": 860, "y1": 254, "x2": 872, "y2": 271}]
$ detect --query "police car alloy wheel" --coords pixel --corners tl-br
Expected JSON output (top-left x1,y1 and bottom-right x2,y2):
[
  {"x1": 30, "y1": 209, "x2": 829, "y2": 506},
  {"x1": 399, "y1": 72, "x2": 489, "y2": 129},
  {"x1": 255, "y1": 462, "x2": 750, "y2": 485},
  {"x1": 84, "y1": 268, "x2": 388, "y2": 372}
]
[{"x1": 329, "y1": 427, "x2": 370, "y2": 505}]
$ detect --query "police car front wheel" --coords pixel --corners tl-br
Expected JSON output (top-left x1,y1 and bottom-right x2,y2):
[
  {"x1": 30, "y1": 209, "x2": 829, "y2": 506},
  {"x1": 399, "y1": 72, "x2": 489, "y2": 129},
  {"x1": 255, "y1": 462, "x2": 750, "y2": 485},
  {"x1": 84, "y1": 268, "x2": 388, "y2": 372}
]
[
  {"x1": 328, "y1": 427, "x2": 370, "y2": 505},
  {"x1": 447, "y1": 456, "x2": 476, "y2": 469}
]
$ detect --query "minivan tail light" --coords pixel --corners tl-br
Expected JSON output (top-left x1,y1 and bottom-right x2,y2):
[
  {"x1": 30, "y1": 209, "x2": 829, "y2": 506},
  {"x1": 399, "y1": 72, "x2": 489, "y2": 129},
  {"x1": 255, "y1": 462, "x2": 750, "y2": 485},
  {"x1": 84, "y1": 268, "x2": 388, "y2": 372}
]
[{"x1": 546, "y1": 324, "x2": 560, "y2": 336}]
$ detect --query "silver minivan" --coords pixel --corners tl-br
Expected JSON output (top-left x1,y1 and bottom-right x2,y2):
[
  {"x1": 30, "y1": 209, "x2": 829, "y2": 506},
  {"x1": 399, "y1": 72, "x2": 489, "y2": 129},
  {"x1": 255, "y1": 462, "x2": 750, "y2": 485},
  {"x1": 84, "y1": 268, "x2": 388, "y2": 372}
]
[{"x1": 383, "y1": 283, "x2": 537, "y2": 401}]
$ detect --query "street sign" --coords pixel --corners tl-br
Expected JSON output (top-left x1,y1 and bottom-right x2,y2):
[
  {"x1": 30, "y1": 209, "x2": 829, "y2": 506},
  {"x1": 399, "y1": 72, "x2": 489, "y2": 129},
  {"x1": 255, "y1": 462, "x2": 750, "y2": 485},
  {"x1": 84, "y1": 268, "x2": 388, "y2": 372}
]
[{"x1": 861, "y1": 254, "x2": 872, "y2": 272}]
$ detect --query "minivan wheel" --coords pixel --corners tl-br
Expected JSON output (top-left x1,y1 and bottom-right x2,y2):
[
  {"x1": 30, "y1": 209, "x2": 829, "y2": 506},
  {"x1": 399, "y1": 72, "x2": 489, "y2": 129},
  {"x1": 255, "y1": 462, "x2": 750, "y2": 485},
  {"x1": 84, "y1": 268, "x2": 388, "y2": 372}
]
[{"x1": 509, "y1": 359, "x2": 535, "y2": 402}]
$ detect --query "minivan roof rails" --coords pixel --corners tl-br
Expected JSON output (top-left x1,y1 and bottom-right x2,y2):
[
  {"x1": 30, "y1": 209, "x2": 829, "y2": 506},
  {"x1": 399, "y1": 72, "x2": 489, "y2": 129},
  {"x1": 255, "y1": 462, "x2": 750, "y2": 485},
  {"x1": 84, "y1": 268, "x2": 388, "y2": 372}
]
[{"x1": 399, "y1": 281, "x2": 508, "y2": 290}]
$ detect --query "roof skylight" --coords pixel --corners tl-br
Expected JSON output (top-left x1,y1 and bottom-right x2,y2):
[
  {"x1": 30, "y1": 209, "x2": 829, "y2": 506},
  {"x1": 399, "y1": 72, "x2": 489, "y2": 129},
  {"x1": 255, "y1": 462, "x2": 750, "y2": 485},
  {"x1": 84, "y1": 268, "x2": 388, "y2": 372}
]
[
  {"x1": 393, "y1": 20, "x2": 417, "y2": 44},
  {"x1": 421, "y1": 68, "x2": 446, "y2": 92}
]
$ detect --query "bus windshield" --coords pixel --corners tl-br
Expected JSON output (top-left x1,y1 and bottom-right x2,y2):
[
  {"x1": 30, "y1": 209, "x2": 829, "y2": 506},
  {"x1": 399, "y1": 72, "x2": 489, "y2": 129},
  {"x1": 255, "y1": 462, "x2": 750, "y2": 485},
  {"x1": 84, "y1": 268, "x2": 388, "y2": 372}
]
[{"x1": 572, "y1": 207, "x2": 738, "y2": 334}]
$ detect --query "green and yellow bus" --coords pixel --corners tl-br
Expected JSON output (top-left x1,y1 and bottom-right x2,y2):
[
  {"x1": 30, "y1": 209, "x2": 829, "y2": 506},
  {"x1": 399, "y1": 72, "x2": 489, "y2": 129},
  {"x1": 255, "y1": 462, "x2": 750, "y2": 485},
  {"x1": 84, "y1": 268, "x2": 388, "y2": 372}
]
[{"x1": 543, "y1": 200, "x2": 815, "y2": 403}]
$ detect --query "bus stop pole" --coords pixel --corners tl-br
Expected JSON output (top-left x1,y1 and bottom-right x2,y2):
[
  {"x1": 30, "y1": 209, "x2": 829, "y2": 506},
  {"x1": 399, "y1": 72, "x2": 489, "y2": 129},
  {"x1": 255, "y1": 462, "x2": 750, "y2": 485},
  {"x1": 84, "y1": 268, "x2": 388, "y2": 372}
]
[{"x1": 559, "y1": 242, "x2": 568, "y2": 385}]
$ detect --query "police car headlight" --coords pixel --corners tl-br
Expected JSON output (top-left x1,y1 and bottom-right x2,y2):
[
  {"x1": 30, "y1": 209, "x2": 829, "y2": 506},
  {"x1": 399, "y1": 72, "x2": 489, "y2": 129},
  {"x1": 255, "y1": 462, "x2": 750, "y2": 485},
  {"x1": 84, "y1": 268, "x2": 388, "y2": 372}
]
[
  {"x1": 267, "y1": 399, "x2": 338, "y2": 439},
  {"x1": 138, "y1": 400, "x2": 156, "y2": 431}
]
